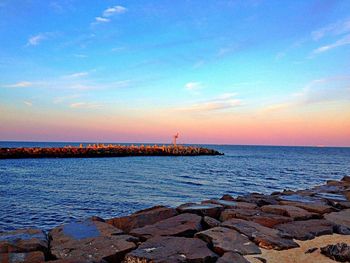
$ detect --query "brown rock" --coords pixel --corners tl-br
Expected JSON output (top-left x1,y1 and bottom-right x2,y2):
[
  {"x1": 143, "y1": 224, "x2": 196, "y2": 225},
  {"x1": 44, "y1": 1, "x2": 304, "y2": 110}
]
[
  {"x1": 220, "y1": 194, "x2": 235, "y2": 201},
  {"x1": 236, "y1": 193, "x2": 279, "y2": 207},
  {"x1": 324, "y1": 209, "x2": 350, "y2": 229},
  {"x1": 49, "y1": 220, "x2": 136, "y2": 262},
  {"x1": 0, "y1": 229, "x2": 48, "y2": 254},
  {"x1": 261, "y1": 205, "x2": 317, "y2": 220},
  {"x1": 342, "y1": 176, "x2": 350, "y2": 182},
  {"x1": 217, "y1": 252, "x2": 251, "y2": 263},
  {"x1": 106, "y1": 206, "x2": 177, "y2": 233},
  {"x1": 176, "y1": 203, "x2": 223, "y2": 218},
  {"x1": 0, "y1": 251, "x2": 45, "y2": 263},
  {"x1": 203, "y1": 199, "x2": 257, "y2": 210},
  {"x1": 274, "y1": 219, "x2": 334, "y2": 240},
  {"x1": 130, "y1": 213, "x2": 202, "y2": 240},
  {"x1": 222, "y1": 218, "x2": 299, "y2": 250},
  {"x1": 124, "y1": 236, "x2": 218, "y2": 263},
  {"x1": 278, "y1": 195, "x2": 333, "y2": 214},
  {"x1": 220, "y1": 208, "x2": 292, "y2": 228},
  {"x1": 203, "y1": 216, "x2": 221, "y2": 228},
  {"x1": 195, "y1": 227, "x2": 261, "y2": 255}
]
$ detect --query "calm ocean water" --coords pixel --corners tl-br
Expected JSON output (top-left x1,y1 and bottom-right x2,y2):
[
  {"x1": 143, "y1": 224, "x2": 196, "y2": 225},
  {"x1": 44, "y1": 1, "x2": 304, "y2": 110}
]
[{"x1": 1, "y1": 141, "x2": 350, "y2": 232}]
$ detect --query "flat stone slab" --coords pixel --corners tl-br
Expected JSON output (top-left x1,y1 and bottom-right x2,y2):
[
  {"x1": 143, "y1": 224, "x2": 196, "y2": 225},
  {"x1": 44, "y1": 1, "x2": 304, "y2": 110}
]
[
  {"x1": 220, "y1": 208, "x2": 292, "y2": 228},
  {"x1": 124, "y1": 236, "x2": 218, "y2": 263},
  {"x1": 274, "y1": 219, "x2": 334, "y2": 240},
  {"x1": 0, "y1": 229, "x2": 48, "y2": 254},
  {"x1": 50, "y1": 220, "x2": 136, "y2": 262},
  {"x1": 195, "y1": 226, "x2": 261, "y2": 255},
  {"x1": 261, "y1": 205, "x2": 317, "y2": 220},
  {"x1": 130, "y1": 213, "x2": 202, "y2": 240},
  {"x1": 278, "y1": 194, "x2": 334, "y2": 214},
  {"x1": 236, "y1": 193, "x2": 279, "y2": 206},
  {"x1": 176, "y1": 203, "x2": 223, "y2": 218},
  {"x1": 222, "y1": 218, "x2": 299, "y2": 250},
  {"x1": 106, "y1": 206, "x2": 177, "y2": 233},
  {"x1": 217, "y1": 252, "x2": 251, "y2": 263},
  {"x1": 203, "y1": 199, "x2": 257, "y2": 210},
  {"x1": 0, "y1": 251, "x2": 45, "y2": 263},
  {"x1": 324, "y1": 209, "x2": 350, "y2": 229}
]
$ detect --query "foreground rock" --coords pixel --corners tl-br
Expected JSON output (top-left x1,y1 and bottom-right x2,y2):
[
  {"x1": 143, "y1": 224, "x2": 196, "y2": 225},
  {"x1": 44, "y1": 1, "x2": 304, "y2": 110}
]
[
  {"x1": 261, "y1": 205, "x2": 317, "y2": 220},
  {"x1": 217, "y1": 252, "x2": 251, "y2": 263},
  {"x1": 176, "y1": 203, "x2": 223, "y2": 218},
  {"x1": 195, "y1": 226, "x2": 261, "y2": 255},
  {"x1": 106, "y1": 206, "x2": 177, "y2": 233},
  {"x1": 49, "y1": 220, "x2": 136, "y2": 262},
  {"x1": 324, "y1": 209, "x2": 350, "y2": 230},
  {"x1": 0, "y1": 251, "x2": 45, "y2": 263},
  {"x1": 222, "y1": 218, "x2": 299, "y2": 250},
  {"x1": 124, "y1": 236, "x2": 218, "y2": 263},
  {"x1": 320, "y1": 243, "x2": 350, "y2": 262},
  {"x1": 220, "y1": 208, "x2": 292, "y2": 228},
  {"x1": 274, "y1": 219, "x2": 334, "y2": 240},
  {"x1": 130, "y1": 213, "x2": 202, "y2": 240}
]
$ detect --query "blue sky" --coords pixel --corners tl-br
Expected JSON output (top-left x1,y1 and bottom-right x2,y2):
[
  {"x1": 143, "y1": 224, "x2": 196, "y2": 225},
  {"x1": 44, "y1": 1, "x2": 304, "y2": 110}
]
[{"x1": 0, "y1": 0, "x2": 349, "y2": 145}]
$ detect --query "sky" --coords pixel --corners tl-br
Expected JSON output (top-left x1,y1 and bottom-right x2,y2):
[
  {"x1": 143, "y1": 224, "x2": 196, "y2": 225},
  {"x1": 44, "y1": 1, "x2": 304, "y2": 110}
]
[{"x1": 0, "y1": 0, "x2": 349, "y2": 146}]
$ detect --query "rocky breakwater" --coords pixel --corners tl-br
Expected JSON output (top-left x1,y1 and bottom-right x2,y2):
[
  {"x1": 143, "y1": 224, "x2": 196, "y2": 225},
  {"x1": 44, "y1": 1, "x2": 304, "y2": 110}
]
[
  {"x1": 1, "y1": 176, "x2": 350, "y2": 262},
  {"x1": 0, "y1": 144, "x2": 223, "y2": 159}
]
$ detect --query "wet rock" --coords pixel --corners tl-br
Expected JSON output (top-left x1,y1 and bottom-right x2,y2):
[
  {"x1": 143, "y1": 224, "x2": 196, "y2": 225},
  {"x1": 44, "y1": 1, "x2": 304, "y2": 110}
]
[
  {"x1": 220, "y1": 194, "x2": 235, "y2": 201},
  {"x1": 342, "y1": 176, "x2": 350, "y2": 182},
  {"x1": 0, "y1": 229, "x2": 48, "y2": 254},
  {"x1": 89, "y1": 216, "x2": 105, "y2": 222},
  {"x1": 321, "y1": 243, "x2": 350, "y2": 262},
  {"x1": 195, "y1": 227, "x2": 261, "y2": 255},
  {"x1": 274, "y1": 219, "x2": 334, "y2": 240},
  {"x1": 333, "y1": 225, "x2": 350, "y2": 235},
  {"x1": 220, "y1": 208, "x2": 292, "y2": 228},
  {"x1": 106, "y1": 206, "x2": 177, "y2": 233},
  {"x1": 0, "y1": 251, "x2": 45, "y2": 263},
  {"x1": 261, "y1": 205, "x2": 317, "y2": 220},
  {"x1": 124, "y1": 236, "x2": 218, "y2": 263},
  {"x1": 324, "y1": 209, "x2": 350, "y2": 230},
  {"x1": 176, "y1": 203, "x2": 223, "y2": 218},
  {"x1": 203, "y1": 216, "x2": 221, "y2": 228},
  {"x1": 203, "y1": 199, "x2": 257, "y2": 210},
  {"x1": 222, "y1": 218, "x2": 298, "y2": 250},
  {"x1": 236, "y1": 193, "x2": 279, "y2": 207},
  {"x1": 217, "y1": 252, "x2": 251, "y2": 263},
  {"x1": 50, "y1": 220, "x2": 136, "y2": 262},
  {"x1": 130, "y1": 213, "x2": 202, "y2": 240}
]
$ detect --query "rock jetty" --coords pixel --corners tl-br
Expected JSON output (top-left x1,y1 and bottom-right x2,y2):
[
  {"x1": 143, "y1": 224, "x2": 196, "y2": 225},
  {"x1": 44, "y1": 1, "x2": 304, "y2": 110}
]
[
  {"x1": 1, "y1": 176, "x2": 350, "y2": 262},
  {"x1": 0, "y1": 144, "x2": 223, "y2": 159}
]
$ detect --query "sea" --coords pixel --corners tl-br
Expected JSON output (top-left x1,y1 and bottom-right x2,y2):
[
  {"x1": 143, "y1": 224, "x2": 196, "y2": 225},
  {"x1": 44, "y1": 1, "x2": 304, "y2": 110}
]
[{"x1": 1, "y1": 141, "x2": 350, "y2": 232}]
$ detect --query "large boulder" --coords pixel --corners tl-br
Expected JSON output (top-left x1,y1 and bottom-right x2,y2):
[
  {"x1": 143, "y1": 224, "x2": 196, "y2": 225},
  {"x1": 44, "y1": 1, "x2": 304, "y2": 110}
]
[
  {"x1": 130, "y1": 213, "x2": 202, "y2": 240},
  {"x1": 49, "y1": 220, "x2": 136, "y2": 262},
  {"x1": 278, "y1": 194, "x2": 334, "y2": 214},
  {"x1": 222, "y1": 218, "x2": 299, "y2": 250},
  {"x1": 195, "y1": 227, "x2": 261, "y2": 255},
  {"x1": 324, "y1": 209, "x2": 350, "y2": 230},
  {"x1": 220, "y1": 208, "x2": 292, "y2": 228},
  {"x1": 106, "y1": 206, "x2": 177, "y2": 233},
  {"x1": 203, "y1": 199, "x2": 257, "y2": 210},
  {"x1": 217, "y1": 252, "x2": 251, "y2": 263},
  {"x1": 236, "y1": 193, "x2": 279, "y2": 206},
  {"x1": 274, "y1": 219, "x2": 334, "y2": 240},
  {"x1": 176, "y1": 203, "x2": 223, "y2": 218},
  {"x1": 124, "y1": 236, "x2": 218, "y2": 263},
  {"x1": 261, "y1": 205, "x2": 317, "y2": 220},
  {"x1": 0, "y1": 229, "x2": 48, "y2": 254}
]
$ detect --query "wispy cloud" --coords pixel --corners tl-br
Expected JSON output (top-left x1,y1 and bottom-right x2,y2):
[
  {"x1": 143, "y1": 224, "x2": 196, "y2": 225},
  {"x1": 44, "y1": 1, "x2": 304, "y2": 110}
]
[
  {"x1": 176, "y1": 93, "x2": 242, "y2": 113},
  {"x1": 23, "y1": 101, "x2": 32, "y2": 107},
  {"x1": 103, "y1": 5, "x2": 127, "y2": 17},
  {"x1": 184, "y1": 82, "x2": 203, "y2": 91},
  {"x1": 312, "y1": 34, "x2": 350, "y2": 54},
  {"x1": 92, "y1": 5, "x2": 127, "y2": 25},
  {"x1": 63, "y1": 72, "x2": 89, "y2": 78},
  {"x1": 312, "y1": 18, "x2": 350, "y2": 41},
  {"x1": 4, "y1": 81, "x2": 33, "y2": 88},
  {"x1": 53, "y1": 94, "x2": 81, "y2": 104},
  {"x1": 27, "y1": 34, "x2": 47, "y2": 46},
  {"x1": 70, "y1": 102, "x2": 103, "y2": 109}
]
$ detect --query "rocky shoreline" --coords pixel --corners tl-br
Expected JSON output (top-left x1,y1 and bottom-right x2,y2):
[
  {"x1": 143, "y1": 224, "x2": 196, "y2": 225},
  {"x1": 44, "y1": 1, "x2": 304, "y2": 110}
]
[
  {"x1": 0, "y1": 145, "x2": 223, "y2": 159},
  {"x1": 1, "y1": 176, "x2": 350, "y2": 262}
]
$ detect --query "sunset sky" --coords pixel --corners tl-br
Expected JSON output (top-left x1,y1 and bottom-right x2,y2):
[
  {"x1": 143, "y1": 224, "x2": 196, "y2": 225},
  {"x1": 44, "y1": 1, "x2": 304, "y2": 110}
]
[{"x1": 0, "y1": 0, "x2": 349, "y2": 146}]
